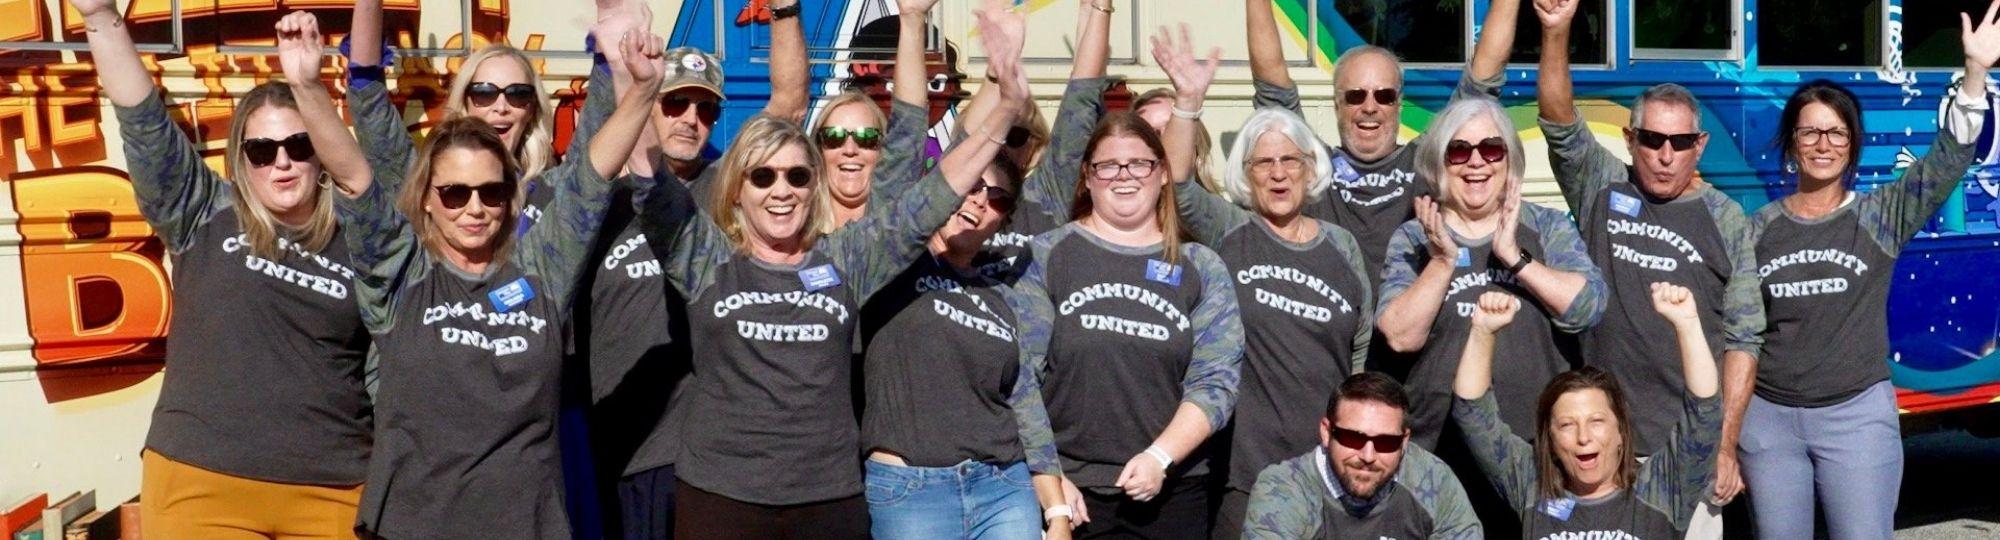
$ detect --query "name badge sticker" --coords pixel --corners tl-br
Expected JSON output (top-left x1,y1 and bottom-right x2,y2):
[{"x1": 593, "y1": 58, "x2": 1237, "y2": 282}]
[
  {"x1": 489, "y1": 277, "x2": 536, "y2": 313},
  {"x1": 1609, "y1": 191, "x2": 1643, "y2": 218},
  {"x1": 1145, "y1": 259, "x2": 1183, "y2": 287},
  {"x1": 1331, "y1": 155, "x2": 1361, "y2": 183},
  {"x1": 1539, "y1": 497, "x2": 1576, "y2": 521},
  {"x1": 1454, "y1": 247, "x2": 1472, "y2": 268},
  {"x1": 799, "y1": 264, "x2": 843, "y2": 292}
]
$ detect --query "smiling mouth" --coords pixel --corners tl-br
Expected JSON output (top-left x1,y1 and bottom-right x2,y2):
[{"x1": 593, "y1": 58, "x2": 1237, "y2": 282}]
[
  {"x1": 956, "y1": 210, "x2": 982, "y2": 227},
  {"x1": 490, "y1": 122, "x2": 515, "y2": 138},
  {"x1": 837, "y1": 163, "x2": 864, "y2": 173},
  {"x1": 1355, "y1": 121, "x2": 1384, "y2": 133},
  {"x1": 1575, "y1": 452, "x2": 1601, "y2": 470},
  {"x1": 768, "y1": 204, "x2": 797, "y2": 216},
  {"x1": 1110, "y1": 185, "x2": 1140, "y2": 195}
]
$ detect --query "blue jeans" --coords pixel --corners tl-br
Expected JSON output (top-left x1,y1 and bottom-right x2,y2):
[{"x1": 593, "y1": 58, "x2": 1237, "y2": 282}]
[
  {"x1": 1740, "y1": 380, "x2": 1902, "y2": 540},
  {"x1": 865, "y1": 459, "x2": 1043, "y2": 540}
]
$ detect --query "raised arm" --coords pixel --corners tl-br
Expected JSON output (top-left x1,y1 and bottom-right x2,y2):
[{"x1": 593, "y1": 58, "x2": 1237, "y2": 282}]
[
  {"x1": 1533, "y1": 0, "x2": 1581, "y2": 126},
  {"x1": 892, "y1": 0, "x2": 937, "y2": 107},
  {"x1": 1639, "y1": 283, "x2": 1724, "y2": 528},
  {"x1": 1018, "y1": 3, "x2": 1114, "y2": 219},
  {"x1": 1072, "y1": 0, "x2": 1113, "y2": 80},
  {"x1": 1467, "y1": 0, "x2": 1521, "y2": 90},
  {"x1": 72, "y1": 0, "x2": 151, "y2": 107},
  {"x1": 1376, "y1": 200, "x2": 1457, "y2": 352},
  {"x1": 1876, "y1": 3, "x2": 1998, "y2": 249},
  {"x1": 1117, "y1": 248, "x2": 1244, "y2": 503},
  {"x1": 1494, "y1": 196, "x2": 1605, "y2": 331},
  {"x1": 341, "y1": 0, "x2": 416, "y2": 183},
  {"x1": 350, "y1": 0, "x2": 385, "y2": 68},
  {"x1": 279, "y1": 13, "x2": 371, "y2": 198},
  {"x1": 1152, "y1": 24, "x2": 1222, "y2": 188},
  {"x1": 1533, "y1": 0, "x2": 1626, "y2": 213},
  {"x1": 1449, "y1": 292, "x2": 1538, "y2": 510},
  {"x1": 763, "y1": 0, "x2": 809, "y2": 123},
  {"x1": 1245, "y1": 0, "x2": 1293, "y2": 91}
]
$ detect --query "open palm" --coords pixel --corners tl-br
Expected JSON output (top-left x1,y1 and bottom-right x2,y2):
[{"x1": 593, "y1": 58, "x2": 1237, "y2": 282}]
[
  {"x1": 1965, "y1": 0, "x2": 2000, "y2": 69},
  {"x1": 1150, "y1": 24, "x2": 1221, "y2": 103}
]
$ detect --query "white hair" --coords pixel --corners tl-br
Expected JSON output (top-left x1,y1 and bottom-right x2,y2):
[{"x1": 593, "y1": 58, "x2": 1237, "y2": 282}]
[
  {"x1": 1413, "y1": 97, "x2": 1526, "y2": 207},
  {"x1": 1221, "y1": 108, "x2": 1336, "y2": 212}
]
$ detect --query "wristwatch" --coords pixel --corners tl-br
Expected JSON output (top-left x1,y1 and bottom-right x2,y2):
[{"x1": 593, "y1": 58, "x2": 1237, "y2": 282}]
[
  {"x1": 770, "y1": 2, "x2": 802, "y2": 20},
  {"x1": 1503, "y1": 250, "x2": 1535, "y2": 273}
]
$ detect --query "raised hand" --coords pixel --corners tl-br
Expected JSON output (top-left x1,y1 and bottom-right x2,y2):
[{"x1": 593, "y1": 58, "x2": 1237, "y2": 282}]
[
  {"x1": 1493, "y1": 184, "x2": 1524, "y2": 270},
  {"x1": 897, "y1": 0, "x2": 938, "y2": 17},
  {"x1": 1965, "y1": 0, "x2": 2000, "y2": 72},
  {"x1": 68, "y1": 0, "x2": 118, "y2": 19},
  {"x1": 1416, "y1": 196, "x2": 1460, "y2": 263},
  {"x1": 1469, "y1": 291, "x2": 1519, "y2": 334},
  {"x1": 1532, "y1": 0, "x2": 1579, "y2": 31},
  {"x1": 275, "y1": 12, "x2": 325, "y2": 88},
  {"x1": 1149, "y1": 24, "x2": 1222, "y2": 108},
  {"x1": 974, "y1": 0, "x2": 1028, "y2": 105},
  {"x1": 620, "y1": 30, "x2": 666, "y2": 91},
  {"x1": 1649, "y1": 282, "x2": 1700, "y2": 324}
]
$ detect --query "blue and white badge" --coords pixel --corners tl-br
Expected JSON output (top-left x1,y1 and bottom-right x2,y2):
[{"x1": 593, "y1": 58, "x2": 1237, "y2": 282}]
[
  {"x1": 1331, "y1": 155, "x2": 1361, "y2": 183},
  {"x1": 1145, "y1": 259, "x2": 1183, "y2": 287},
  {"x1": 799, "y1": 264, "x2": 843, "y2": 292},
  {"x1": 1539, "y1": 497, "x2": 1577, "y2": 521},
  {"x1": 1454, "y1": 247, "x2": 1473, "y2": 268},
  {"x1": 1609, "y1": 191, "x2": 1643, "y2": 218},
  {"x1": 489, "y1": 277, "x2": 536, "y2": 313}
]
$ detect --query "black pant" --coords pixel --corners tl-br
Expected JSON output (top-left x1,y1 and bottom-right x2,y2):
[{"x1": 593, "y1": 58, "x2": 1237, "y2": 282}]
[
  {"x1": 618, "y1": 465, "x2": 676, "y2": 540},
  {"x1": 1077, "y1": 476, "x2": 1211, "y2": 539},
  {"x1": 673, "y1": 479, "x2": 869, "y2": 540}
]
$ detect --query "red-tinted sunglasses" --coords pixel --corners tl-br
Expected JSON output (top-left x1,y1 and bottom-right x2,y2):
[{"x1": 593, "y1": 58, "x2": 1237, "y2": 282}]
[
  {"x1": 1331, "y1": 426, "x2": 1406, "y2": 453},
  {"x1": 1445, "y1": 137, "x2": 1508, "y2": 165},
  {"x1": 663, "y1": 95, "x2": 722, "y2": 126}
]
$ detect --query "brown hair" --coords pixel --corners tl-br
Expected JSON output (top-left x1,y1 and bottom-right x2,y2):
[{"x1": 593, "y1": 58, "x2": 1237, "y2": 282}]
[
  {"x1": 444, "y1": 45, "x2": 554, "y2": 181},
  {"x1": 1533, "y1": 367, "x2": 1639, "y2": 501},
  {"x1": 1323, "y1": 372, "x2": 1410, "y2": 428},
  {"x1": 1135, "y1": 88, "x2": 1218, "y2": 193},
  {"x1": 224, "y1": 82, "x2": 339, "y2": 260},
  {"x1": 1067, "y1": 112, "x2": 1185, "y2": 265},
  {"x1": 397, "y1": 117, "x2": 524, "y2": 267},
  {"x1": 710, "y1": 114, "x2": 835, "y2": 250}
]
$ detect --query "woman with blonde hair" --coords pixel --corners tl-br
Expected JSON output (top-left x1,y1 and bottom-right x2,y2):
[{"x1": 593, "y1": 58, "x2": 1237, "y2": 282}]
[
  {"x1": 74, "y1": 2, "x2": 373, "y2": 536},
  {"x1": 283, "y1": 9, "x2": 669, "y2": 536}
]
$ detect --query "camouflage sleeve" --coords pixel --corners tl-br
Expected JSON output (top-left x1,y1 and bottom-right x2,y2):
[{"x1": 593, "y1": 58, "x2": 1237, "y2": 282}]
[
  {"x1": 344, "y1": 74, "x2": 413, "y2": 193},
  {"x1": 1410, "y1": 71, "x2": 1507, "y2": 150},
  {"x1": 636, "y1": 160, "x2": 731, "y2": 300},
  {"x1": 334, "y1": 177, "x2": 425, "y2": 335},
  {"x1": 514, "y1": 160, "x2": 614, "y2": 307},
  {"x1": 1242, "y1": 459, "x2": 1321, "y2": 540},
  {"x1": 1528, "y1": 205, "x2": 1608, "y2": 332},
  {"x1": 562, "y1": 63, "x2": 617, "y2": 165},
  {"x1": 1375, "y1": 220, "x2": 1430, "y2": 320},
  {"x1": 114, "y1": 92, "x2": 230, "y2": 254},
  {"x1": 1325, "y1": 223, "x2": 1377, "y2": 374},
  {"x1": 1025, "y1": 77, "x2": 1111, "y2": 222},
  {"x1": 1538, "y1": 109, "x2": 1624, "y2": 214},
  {"x1": 1181, "y1": 244, "x2": 1245, "y2": 430},
  {"x1": 868, "y1": 99, "x2": 931, "y2": 210},
  {"x1": 1003, "y1": 284, "x2": 1063, "y2": 477},
  {"x1": 828, "y1": 167, "x2": 968, "y2": 303},
  {"x1": 1708, "y1": 193, "x2": 1765, "y2": 354},
  {"x1": 1400, "y1": 446, "x2": 1485, "y2": 540},
  {"x1": 1866, "y1": 95, "x2": 1980, "y2": 257},
  {"x1": 362, "y1": 345, "x2": 381, "y2": 402},
  {"x1": 1636, "y1": 395, "x2": 1723, "y2": 530},
  {"x1": 1451, "y1": 392, "x2": 1538, "y2": 514},
  {"x1": 1252, "y1": 77, "x2": 1304, "y2": 116},
  {"x1": 1174, "y1": 172, "x2": 1253, "y2": 244}
]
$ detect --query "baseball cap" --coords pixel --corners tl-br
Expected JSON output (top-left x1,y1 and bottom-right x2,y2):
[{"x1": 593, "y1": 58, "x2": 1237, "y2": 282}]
[{"x1": 661, "y1": 47, "x2": 725, "y2": 99}]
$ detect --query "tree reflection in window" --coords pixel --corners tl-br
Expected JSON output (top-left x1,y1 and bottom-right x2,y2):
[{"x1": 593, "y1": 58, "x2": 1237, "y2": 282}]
[
  {"x1": 1335, "y1": 0, "x2": 1465, "y2": 64},
  {"x1": 1635, "y1": 0, "x2": 1732, "y2": 51}
]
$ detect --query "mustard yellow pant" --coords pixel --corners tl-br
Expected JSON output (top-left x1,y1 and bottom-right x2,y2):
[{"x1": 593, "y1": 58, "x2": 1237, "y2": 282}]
[{"x1": 141, "y1": 451, "x2": 362, "y2": 539}]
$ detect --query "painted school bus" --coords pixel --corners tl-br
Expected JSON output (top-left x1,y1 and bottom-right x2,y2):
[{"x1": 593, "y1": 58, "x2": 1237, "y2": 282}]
[{"x1": 2, "y1": 0, "x2": 1996, "y2": 516}]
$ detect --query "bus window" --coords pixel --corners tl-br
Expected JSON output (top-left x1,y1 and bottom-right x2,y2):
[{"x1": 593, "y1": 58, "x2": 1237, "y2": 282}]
[
  {"x1": 1903, "y1": 1, "x2": 1992, "y2": 68},
  {"x1": 1633, "y1": 0, "x2": 1739, "y2": 60},
  {"x1": 1335, "y1": 0, "x2": 1464, "y2": 64},
  {"x1": 1508, "y1": 0, "x2": 1609, "y2": 65},
  {"x1": 1759, "y1": 0, "x2": 1883, "y2": 67}
]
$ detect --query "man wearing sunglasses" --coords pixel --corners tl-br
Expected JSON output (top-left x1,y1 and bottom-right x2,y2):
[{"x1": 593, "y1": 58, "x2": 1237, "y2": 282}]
[
  {"x1": 1245, "y1": 0, "x2": 1521, "y2": 288},
  {"x1": 645, "y1": 46, "x2": 731, "y2": 207},
  {"x1": 1243, "y1": 373, "x2": 1481, "y2": 539},
  {"x1": 1532, "y1": 2, "x2": 1759, "y2": 537}
]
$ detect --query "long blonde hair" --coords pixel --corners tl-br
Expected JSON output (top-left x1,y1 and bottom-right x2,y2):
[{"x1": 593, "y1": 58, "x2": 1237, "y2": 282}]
[
  {"x1": 224, "y1": 82, "x2": 339, "y2": 260},
  {"x1": 444, "y1": 45, "x2": 555, "y2": 181},
  {"x1": 711, "y1": 114, "x2": 836, "y2": 251},
  {"x1": 396, "y1": 117, "x2": 525, "y2": 268}
]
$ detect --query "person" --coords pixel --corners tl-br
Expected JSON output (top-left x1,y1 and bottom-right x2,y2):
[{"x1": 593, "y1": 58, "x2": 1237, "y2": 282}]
[
  {"x1": 1008, "y1": 27, "x2": 1243, "y2": 540},
  {"x1": 1528, "y1": 0, "x2": 1761, "y2": 533},
  {"x1": 1133, "y1": 87, "x2": 1220, "y2": 194},
  {"x1": 1149, "y1": 36, "x2": 1375, "y2": 539},
  {"x1": 287, "y1": 8, "x2": 666, "y2": 535},
  {"x1": 630, "y1": 2, "x2": 1036, "y2": 536},
  {"x1": 1738, "y1": 3, "x2": 2000, "y2": 538},
  {"x1": 1451, "y1": 284, "x2": 1721, "y2": 538},
  {"x1": 1243, "y1": 0, "x2": 1519, "y2": 288},
  {"x1": 72, "y1": 2, "x2": 374, "y2": 536},
  {"x1": 1241, "y1": 373, "x2": 1481, "y2": 539}
]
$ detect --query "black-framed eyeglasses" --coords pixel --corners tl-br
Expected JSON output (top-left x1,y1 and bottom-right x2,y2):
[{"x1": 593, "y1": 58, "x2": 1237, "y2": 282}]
[
  {"x1": 1089, "y1": 159, "x2": 1159, "y2": 180},
  {"x1": 748, "y1": 166, "x2": 813, "y2": 189},
  {"x1": 1330, "y1": 426, "x2": 1406, "y2": 453},
  {"x1": 1342, "y1": 88, "x2": 1399, "y2": 106},
  {"x1": 969, "y1": 182, "x2": 1015, "y2": 211},
  {"x1": 432, "y1": 183, "x2": 515, "y2": 210},
  {"x1": 663, "y1": 95, "x2": 723, "y2": 126},
  {"x1": 1445, "y1": 137, "x2": 1508, "y2": 165},
  {"x1": 1793, "y1": 126, "x2": 1852, "y2": 148},
  {"x1": 466, "y1": 82, "x2": 537, "y2": 109},
  {"x1": 242, "y1": 132, "x2": 316, "y2": 167},
  {"x1": 1247, "y1": 154, "x2": 1311, "y2": 175},
  {"x1": 819, "y1": 126, "x2": 883, "y2": 149},
  {"x1": 1630, "y1": 128, "x2": 1705, "y2": 151}
]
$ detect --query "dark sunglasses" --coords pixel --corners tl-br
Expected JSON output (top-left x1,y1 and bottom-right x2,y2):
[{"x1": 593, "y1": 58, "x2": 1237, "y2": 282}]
[
  {"x1": 432, "y1": 183, "x2": 515, "y2": 210},
  {"x1": 1342, "y1": 88, "x2": 1399, "y2": 106},
  {"x1": 1006, "y1": 126, "x2": 1034, "y2": 148},
  {"x1": 1330, "y1": 426, "x2": 1406, "y2": 453},
  {"x1": 819, "y1": 126, "x2": 883, "y2": 149},
  {"x1": 663, "y1": 95, "x2": 723, "y2": 126},
  {"x1": 242, "y1": 132, "x2": 316, "y2": 167},
  {"x1": 1630, "y1": 128, "x2": 1704, "y2": 151},
  {"x1": 969, "y1": 182, "x2": 1014, "y2": 211},
  {"x1": 748, "y1": 166, "x2": 813, "y2": 189},
  {"x1": 1445, "y1": 137, "x2": 1508, "y2": 165},
  {"x1": 466, "y1": 82, "x2": 538, "y2": 109}
]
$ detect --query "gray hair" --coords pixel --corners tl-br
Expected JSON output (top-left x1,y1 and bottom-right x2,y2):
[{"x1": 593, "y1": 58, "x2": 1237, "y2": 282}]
[
  {"x1": 1629, "y1": 83, "x2": 1703, "y2": 130},
  {"x1": 1413, "y1": 97, "x2": 1527, "y2": 207},
  {"x1": 1332, "y1": 45, "x2": 1404, "y2": 90},
  {"x1": 1222, "y1": 108, "x2": 1336, "y2": 211}
]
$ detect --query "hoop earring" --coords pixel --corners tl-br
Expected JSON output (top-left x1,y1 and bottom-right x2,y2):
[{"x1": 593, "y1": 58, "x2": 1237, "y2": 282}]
[
  {"x1": 1783, "y1": 160, "x2": 1797, "y2": 175},
  {"x1": 318, "y1": 171, "x2": 335, "y2": 188}
]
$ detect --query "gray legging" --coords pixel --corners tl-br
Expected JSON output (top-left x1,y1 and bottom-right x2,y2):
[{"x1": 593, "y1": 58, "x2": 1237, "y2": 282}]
[{"x1": 1738, "y1": 380, "x2": 1902, "y2": 540}]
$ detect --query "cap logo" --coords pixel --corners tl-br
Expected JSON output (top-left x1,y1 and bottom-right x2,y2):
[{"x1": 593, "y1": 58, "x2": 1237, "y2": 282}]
[{"x1": 682, "y1": 54, "x2": 709, "y2": 73}]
